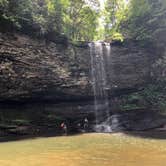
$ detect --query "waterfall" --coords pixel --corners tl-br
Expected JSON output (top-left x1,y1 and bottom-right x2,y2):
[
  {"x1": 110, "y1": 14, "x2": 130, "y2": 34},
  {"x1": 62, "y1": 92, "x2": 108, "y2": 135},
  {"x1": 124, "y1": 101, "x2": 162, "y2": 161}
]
[{"x1": 89, "y1": 42, "x2": 112, "y2": 132}]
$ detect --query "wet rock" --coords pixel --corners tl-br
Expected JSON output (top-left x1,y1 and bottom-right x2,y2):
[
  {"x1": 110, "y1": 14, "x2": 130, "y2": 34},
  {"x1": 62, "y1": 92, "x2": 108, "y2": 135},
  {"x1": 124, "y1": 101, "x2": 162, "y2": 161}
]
[
  {"x1": 8, "y1": 126, "x2": 30, "y2": 135},
  {"x1": 0, "y1": 33, "x2": 91, "y2": 102},
  {"x1": 0, "y1": 32, "x2": 165, "y2": 102},
  {"x1": 110, "y1": 111, "x2": 166, "y2": 132}
]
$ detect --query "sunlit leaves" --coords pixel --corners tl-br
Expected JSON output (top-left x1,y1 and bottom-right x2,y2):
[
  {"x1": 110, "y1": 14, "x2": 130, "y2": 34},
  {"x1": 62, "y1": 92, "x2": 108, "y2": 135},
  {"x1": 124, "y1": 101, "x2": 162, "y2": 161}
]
[
  {"x1": 46, "y1": 0, "x2": 54, "y2": 12},
  {"x1": 0, "y1": 0, "x2": 133, "y2": 41},
  {"x1": 63, "y1": 0, "x2": 99, "y2": 41},
  {"x1": 102, "y1": 0, "x2": 129, "y2": 40}
]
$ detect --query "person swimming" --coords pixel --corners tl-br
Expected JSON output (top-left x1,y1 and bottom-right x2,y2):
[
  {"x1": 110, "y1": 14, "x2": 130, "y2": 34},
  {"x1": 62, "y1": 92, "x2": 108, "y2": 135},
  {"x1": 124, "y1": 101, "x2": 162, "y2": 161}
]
[
  {"x1": 60, "y1": 122, "x2": 67, "y2": 135},
  {"x1": 83, "y1": 118, "x2": 89, "y2": 131}
]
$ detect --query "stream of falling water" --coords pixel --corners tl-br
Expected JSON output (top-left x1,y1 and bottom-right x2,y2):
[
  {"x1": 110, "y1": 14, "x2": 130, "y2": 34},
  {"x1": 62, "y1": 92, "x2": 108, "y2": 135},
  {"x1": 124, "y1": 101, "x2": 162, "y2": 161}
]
[{"x1": 89, "y1": 42, "x2": 112, "y2": 132}]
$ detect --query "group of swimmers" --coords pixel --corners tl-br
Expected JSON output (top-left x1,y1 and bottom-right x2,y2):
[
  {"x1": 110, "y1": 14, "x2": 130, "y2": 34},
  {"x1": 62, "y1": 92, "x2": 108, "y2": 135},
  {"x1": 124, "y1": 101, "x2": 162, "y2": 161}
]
[{"x1": 60, "y1": 118, "x2": 89, "y2": 135}]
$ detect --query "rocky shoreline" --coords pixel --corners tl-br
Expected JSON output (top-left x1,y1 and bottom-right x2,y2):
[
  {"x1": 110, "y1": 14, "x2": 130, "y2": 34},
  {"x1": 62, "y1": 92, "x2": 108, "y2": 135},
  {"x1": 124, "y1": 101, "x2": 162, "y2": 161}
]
[{"x1": 0, "y1": 102, "x2": 166, "y2": 141}]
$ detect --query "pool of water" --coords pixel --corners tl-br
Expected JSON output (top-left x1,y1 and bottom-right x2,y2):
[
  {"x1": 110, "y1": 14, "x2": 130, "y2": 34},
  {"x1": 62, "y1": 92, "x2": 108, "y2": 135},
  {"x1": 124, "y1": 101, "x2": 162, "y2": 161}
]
[{"x1": 0, "y1": 133, "x2": 166, "y2": 166}]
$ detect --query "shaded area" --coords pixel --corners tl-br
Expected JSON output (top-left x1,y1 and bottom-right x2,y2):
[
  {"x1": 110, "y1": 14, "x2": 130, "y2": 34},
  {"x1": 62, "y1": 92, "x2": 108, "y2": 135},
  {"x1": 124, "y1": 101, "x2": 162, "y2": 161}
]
[
  {"x1": 0, "y1": 131, "x2": 82, "y2": 143},
  {"x1": 0, "y1": 101, "x2": 166, "y2": 142},
  {"x1": 124, "y1": 130, "x2": 166, "y2": 140},
  {"x1": 0, "y1": 102, "x2": 95, "y2": 142}
]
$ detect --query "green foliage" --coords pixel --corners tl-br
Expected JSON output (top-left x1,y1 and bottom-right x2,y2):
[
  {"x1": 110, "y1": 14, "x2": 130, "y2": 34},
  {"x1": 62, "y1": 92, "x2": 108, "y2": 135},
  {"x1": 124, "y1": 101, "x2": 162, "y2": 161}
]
[
  {"x1": 0, "y1": 0, "x2": 8, "y2": 9},
  {"x1": 103, "y1": 0, "x2": 129, "y2": 41},
  {"x1": 11, "y1": 119, "x2": 30, "y2": 126},
  {"x1": 0, "y1": 0, "x2": 165, "y2": 42},
  {"x1": 119, "y1": 93, "x2": 145, "y2": 111},
  {"x1": 120, "y1": 82, "x2": 166, "y2": 112},
  {"x1": 110, "y1": 32, "x2": 124, "y2": 41},
  {"x1": 0, "y1": 0, "x2": 41, "y2": 33},
  {"x1": 63, "y1": 0, "x2": 99, "y2": 41},
  {"x1": 120, "y1": 104, "x2": 144, "y2": 111},
  {"x1": 122, "y1": 0, "x2": 166, "y2": 41},
  {"x1": 0, "y1": 0, "x2": 99, "y2": 41},
  {"x1": 141, "y1": 83, "x2": 166, "y2": 111}
]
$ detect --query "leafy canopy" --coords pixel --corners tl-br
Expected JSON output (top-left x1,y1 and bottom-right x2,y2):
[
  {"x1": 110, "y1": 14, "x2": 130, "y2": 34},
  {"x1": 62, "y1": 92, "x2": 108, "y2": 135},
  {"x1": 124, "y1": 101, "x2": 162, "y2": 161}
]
[{"x1": 0, "y1": 0, "x2": 165, "y2": 42}]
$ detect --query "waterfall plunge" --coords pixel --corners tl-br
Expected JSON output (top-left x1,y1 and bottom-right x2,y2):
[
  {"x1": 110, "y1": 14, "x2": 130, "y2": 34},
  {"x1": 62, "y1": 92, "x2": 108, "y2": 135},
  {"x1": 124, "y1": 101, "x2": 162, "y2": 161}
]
[{"x1": 89, "y1": 42, "x2": 112, "y2": 133}]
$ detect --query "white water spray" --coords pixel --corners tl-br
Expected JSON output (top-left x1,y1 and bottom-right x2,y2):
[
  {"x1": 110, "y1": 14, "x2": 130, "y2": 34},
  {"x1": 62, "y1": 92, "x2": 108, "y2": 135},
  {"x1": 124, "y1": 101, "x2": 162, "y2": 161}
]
[{"x1": 89, "y1": 42, "x2": 112, "y2": 132}]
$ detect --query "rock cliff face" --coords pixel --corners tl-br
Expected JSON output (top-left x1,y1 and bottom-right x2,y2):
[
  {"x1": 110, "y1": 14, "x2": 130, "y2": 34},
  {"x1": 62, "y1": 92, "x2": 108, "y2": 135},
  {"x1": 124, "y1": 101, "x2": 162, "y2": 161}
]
[
  {"x1": 0, "y1": 33, "x2": 91, "y2": 101},
  {"x1": 104, "y1": 42, "x2": 152, "y2": 90},
  {"x1": 0, "y1": 33, "x2": 164, "y2": 102}
]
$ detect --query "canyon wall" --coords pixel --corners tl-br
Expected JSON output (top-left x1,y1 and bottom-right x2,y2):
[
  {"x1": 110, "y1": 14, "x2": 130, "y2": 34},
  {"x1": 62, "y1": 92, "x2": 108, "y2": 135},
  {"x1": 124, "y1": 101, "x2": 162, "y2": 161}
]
[{"x1": 0, "y1": 33, "x2": 165, "y2": 102}]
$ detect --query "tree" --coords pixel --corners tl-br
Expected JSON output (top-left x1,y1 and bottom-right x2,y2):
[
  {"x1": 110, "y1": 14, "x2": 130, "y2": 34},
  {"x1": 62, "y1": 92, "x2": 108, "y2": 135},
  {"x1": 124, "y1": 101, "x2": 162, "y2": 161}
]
[
  {"x1": 104, "y1": 0, "x2": 129, "y2": 41},
  {"x1": 64, "y1": 0, "x2": 99, "y2": 41},
  {"x1": 0, "y1": 0, "x2": 34, "y2": 32},
  {"x1": 122, "y1": 0, "x2": 166, "y2": 41},
  {"x1": 0, "y1": 0, "x2": 99, "y2": 41}
]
